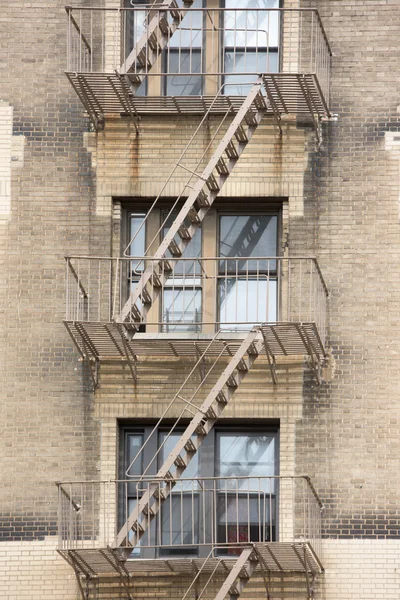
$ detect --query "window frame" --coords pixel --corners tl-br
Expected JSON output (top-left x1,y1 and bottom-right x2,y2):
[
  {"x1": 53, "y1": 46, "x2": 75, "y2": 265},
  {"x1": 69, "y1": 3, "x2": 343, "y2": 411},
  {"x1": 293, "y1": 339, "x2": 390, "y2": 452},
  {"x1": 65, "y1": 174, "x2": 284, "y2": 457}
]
[
  {"x1": 217, "y1": 209, "x2": 281, "y2": 328},
  {"x1": 221, "y1": 0, "x2": 283, "y2": 95},
  {"x1": 162, "y1": 0, "x2": 206, "y2": 97},
  {"x1": 119, "y1": 422, "x2": 279, "y2": 559}
]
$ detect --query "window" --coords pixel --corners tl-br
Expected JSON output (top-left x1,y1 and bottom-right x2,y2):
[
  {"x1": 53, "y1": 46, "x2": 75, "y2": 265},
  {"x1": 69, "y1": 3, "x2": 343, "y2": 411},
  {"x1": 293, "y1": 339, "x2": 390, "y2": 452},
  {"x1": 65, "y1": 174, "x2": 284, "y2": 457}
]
[
  {"x1": 223, "y1": 0, "x2": 281, "y2": 95},
  {"x1": 120, "y1": 203, "x2": 281, "y2": 332},
  {"x1": 124, "y1": 0, "x2": 148, "y2": 96},
  {"x1": 216, "y1": 432, "x2": 277, "y2": 552},
  {"x1": 119, "y1": 424, "x2": 279, "y2": 557},
  {"x1": 218, "y1": 214, "x2": 278, "y2": 329},
  {"x1": 161, "y1": 211, "x2": 202, "y2": 332},
  {"x1": 164, "y1": 0, "x2": 204, "y2": 96},
  {"x1": 124, "y1": 211, "x2": 146, "y2": 327}
]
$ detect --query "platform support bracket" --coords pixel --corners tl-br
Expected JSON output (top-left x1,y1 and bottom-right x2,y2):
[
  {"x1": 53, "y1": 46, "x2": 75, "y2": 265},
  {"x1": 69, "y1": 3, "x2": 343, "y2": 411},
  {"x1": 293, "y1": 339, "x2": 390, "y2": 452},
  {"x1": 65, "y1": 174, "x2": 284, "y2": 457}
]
[{"x1": 261, "y1": 329, "x2": 278, "y2": 385}]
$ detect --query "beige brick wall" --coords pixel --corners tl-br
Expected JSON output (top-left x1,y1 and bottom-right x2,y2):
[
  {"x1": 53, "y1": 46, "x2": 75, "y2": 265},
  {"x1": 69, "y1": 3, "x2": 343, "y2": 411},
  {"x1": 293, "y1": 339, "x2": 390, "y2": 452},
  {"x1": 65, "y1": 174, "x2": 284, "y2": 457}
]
[
  {"x1": 93, "y1": 116, "x2": 309, "y2": 219},
  {"x1": 2, "y1": 538, "x2": 400, "y2": 600}
]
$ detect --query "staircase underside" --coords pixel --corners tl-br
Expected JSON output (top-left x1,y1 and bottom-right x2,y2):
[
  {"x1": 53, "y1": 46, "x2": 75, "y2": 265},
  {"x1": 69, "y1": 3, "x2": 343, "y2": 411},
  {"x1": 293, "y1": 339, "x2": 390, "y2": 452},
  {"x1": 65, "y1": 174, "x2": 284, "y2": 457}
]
[
  {"x1": 64, "y1": 322, "x2": 325, "y2": 363},
  {"x1": 59, "y1": 542, "x2": 323, "y2": 579},
  {"x1": 66, "y1": 72, "x2": 330, "y2": 125}
]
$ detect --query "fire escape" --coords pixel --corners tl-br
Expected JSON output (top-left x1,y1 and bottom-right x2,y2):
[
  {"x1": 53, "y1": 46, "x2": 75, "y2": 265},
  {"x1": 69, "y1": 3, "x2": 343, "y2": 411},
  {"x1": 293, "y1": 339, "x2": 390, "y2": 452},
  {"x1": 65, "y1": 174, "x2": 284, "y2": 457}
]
[{"x1": 60, "y1": 2, "x2": 332, "y2": 599}]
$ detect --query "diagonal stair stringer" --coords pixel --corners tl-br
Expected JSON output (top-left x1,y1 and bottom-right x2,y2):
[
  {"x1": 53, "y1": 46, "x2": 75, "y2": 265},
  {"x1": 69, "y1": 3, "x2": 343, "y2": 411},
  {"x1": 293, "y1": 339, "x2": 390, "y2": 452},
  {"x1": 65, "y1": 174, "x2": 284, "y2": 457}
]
[
  {"x1": 115, "y1": 328, "x2": 265, "y2": 547},
  {"x1": 214, "y1": 546, "x2": 259, "y2": 600},
  {"x1": 119, "y1": 0, "x2": 194, "y2": 89}
]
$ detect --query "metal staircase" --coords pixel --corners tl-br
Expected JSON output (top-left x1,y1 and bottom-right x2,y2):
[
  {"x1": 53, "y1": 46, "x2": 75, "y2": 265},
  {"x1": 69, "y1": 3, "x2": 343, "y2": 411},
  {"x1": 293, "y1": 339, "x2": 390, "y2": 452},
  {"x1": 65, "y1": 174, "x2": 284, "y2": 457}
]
[
  {"x1": 115, "y1": 327, "x2": 264, "y2": 547},
  {"x1": 119, "y1": 0, "x2": 194, "y2": 90},
  {"x1": 117, "y1": 79, "x2": 267, "y2": 326},
  {"x1": 214, "y1": 547, "x2": 259, "y2": 600}
]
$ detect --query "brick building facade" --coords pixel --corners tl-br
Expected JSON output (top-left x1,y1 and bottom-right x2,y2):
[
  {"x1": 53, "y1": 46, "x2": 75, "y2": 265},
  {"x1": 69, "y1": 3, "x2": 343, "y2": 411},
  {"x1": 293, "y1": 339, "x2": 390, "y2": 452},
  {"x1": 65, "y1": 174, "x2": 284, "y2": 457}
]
[{"x1": 1, "y1": 1, "x2": 400, "y2": 598}]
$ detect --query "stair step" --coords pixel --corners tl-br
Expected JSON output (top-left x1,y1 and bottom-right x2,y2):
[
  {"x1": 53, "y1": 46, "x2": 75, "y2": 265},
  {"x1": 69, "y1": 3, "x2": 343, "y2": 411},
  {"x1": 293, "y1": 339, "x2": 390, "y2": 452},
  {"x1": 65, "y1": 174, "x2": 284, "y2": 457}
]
[
  {"x1": 205, "y1": 406, "x2": 217, "y2": 420},
  {"x1": 168, "y1": 239, "x2": 182, "y2": 257},
  {"x1": 247, "y1": 342, "x2": 259, "y2": 356},
  {"x1": 195, "y1": 419, "x2": 209, "y2": 436},
  {"x1": 254, "y1": 91, "x2": 267, "y2": 110},
  {"x1": 153, "y1": 486, "x2": 168, "y2": 500},
  {"x1": 226, "y1": 375, "x2": 238, "y2": 388},
  {"x1": 196, "y1": 190, "x2": 210, "y2": 208},
  {"x1": 234, "y1": 123, "x2": 249, "y2": 143},
  {"x1": 187, "y1": 206, "x2": 201, "y2": 224},
  {"x1": 244, "y1": 109, "x2": 258, "y2": 126},
  {"x1": 184, "y1": 439, "x2": 197, "y2": 453},
  {"x1": 131, "y1": 521, "x2": 145, "y2": 534},
  {"x1": 159, "y1": 16, "x2": 172, "y2": 36},
  {"x1": 142, "y1": 504, "x2": 155, "y2": 517},
  {"x1": 136, "y1": 48, "x2": 152, "y2": 70},
  {"x1": 130, "y1": 304, "x2": 142, "y2": 322},
  {"x1": 147, "y1": 31, "x2": 163, "y2": 53},
  {"x1": 216, "y1": 157, "x2": 229, "y2": 176},
  {"x1": 128, "y1": 73, "x2": 142, "y2": 85},
  {"x1": 170, "y1": 0, "x2": 184, "y2": 21},
  {"x1": 206, "y1": 173, "x2": 220, "y2": 192},
  {"x1": 216, "y1": 390, "x2": 228, "y2": 405},
  {"x1": 150, "y1": 271, "x2": 163, "y2": 288},
  {"x1": 160, "y1": 259, "x2": 173, "y2": 272},
  {"x1": 178, "y1": 223, "x2": 192, "y2": 240},
  {"x1": 225, "y1": 141, "x2": 239, "y2": 159},
  {"x1": 140, "y1": 286, "x2": 152, "y2": 305},
  {"x1": 174, "y1": 455, "x2": 187, "y2": 469},
  {"x1": 237, "y1": 359, "x2": 249, "y2": 372}
]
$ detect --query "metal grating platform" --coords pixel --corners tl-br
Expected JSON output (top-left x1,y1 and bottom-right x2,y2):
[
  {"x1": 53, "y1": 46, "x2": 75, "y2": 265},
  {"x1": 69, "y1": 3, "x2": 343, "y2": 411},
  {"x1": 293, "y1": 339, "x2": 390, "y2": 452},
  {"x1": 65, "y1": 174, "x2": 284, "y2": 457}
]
[
  {"x1": 261, "y1": 323, "x2": 325, "y2": 360},
  {"x1": 66, "y1": 72, "x2": 330, "y2": 125},
  {"x1": 64, "y1": 321, "x2": 244, "y2": 361},
  {"x1": 59, "y1": 542, "x2": 323, "y2": 579},
  {"x1": 65, "y1": 321, "x2": 325, "y2": 362}
]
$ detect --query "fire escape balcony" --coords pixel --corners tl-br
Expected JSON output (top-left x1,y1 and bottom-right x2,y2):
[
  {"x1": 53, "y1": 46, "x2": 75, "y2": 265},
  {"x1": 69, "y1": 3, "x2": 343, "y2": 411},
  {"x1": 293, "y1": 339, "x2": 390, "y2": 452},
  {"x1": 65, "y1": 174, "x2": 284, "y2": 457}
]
[
  {"x1": 57, "y1": 475, "x2": 324, "y2": 578},
  {"x1": 64, "y1": 255, "x2": 329, "y2": 387},
  {"x1": 65, "y1": 6, "x2": 332, "y2": 128}
]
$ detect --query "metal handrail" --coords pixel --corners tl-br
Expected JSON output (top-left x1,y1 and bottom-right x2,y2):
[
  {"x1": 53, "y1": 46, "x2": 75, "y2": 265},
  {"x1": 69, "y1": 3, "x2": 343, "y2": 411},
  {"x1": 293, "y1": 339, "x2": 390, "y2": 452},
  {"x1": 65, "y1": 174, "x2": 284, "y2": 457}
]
[
  {"x1": 64, "y1": 255, "x2": 329, "y2": 296},
  {"x1": 56, "y1": 475, "x2": 323, "y2": 509},
  {"x1": 57, "y1": 475, "x2": 324, "y2": 558}
]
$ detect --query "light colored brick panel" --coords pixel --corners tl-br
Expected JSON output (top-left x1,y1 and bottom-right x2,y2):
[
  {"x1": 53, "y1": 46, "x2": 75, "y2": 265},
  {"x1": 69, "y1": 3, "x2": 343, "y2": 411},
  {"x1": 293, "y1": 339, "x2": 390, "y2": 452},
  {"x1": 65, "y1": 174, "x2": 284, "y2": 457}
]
[
  {"x1": 0, "y1": 539, "x2": 77, "y2": 600},
  {"x1": 322, "y1": 540, "x2": 400, "y2": 600},
  {"x1": 95, "y1": 116, "x2": 308, "y2": 216},
  {"x1": 0, "y1": 102, "x2": 12, "y2": 220}
]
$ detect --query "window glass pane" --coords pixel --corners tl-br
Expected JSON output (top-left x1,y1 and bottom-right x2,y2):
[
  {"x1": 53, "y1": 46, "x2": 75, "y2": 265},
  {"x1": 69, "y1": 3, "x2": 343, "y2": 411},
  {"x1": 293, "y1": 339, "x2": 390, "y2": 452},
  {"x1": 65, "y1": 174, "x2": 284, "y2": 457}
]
[
  {"x1": 126, "y1": 433, "x2": 143, "y2": 477},
  {"x1": 219, "y1": 215, "x2": 277, "y2": 259},
  {"x1": 217, "y1": 433, "x2": 276, "y2": 488},
  {"x1": 224, "y1": 51, "x2": 278, "y2": 96},
  {"x1": 125, "y1": 433, "x2": 144, "y2": 555},
  {"x1": 165, "y1": 51, "x2": 203, "y2": 96},
  {"x1": 216, "y1": 432, "x2": 277, "y2": 549},
  {"x1": 159, "y1": 431, "x2": 199, "y2": 554},
  {"x1": 160, "y1": 495, "x2": 199, "y2": 551},
  {"x1": 162, "y1": 212, "x2": 202, "y2": 269},
  {"x1": 128, "y1": 213, "x2": 146, "y2": 275},
  {"x1": 159, "y1": 432, "x2": 199, "y2": 489},
  {"x1": 163, "y1": 287, "x2": 202, "y2": 332},
  {"x1": 123, "y1": 1, "x2": 148, "y2": 95},
  {"x1": 217, "y1": 495, "x2": 276, "y2": 548},
  {"x1": 168, "y1": 0, "x2": 203, "y2": 48},
  {"x1": 219, "y1": 279, "x2": 277, "y2": 328},
  {"x1": 224, "y1": 0, "x2": 280, "y2": 47}
]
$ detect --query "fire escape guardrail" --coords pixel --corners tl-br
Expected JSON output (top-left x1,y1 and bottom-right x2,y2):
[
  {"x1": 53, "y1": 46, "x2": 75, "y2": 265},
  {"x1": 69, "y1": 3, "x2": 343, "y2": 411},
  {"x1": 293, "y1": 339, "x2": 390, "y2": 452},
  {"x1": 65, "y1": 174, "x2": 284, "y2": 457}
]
[
  {"x1": 57, "y1": 475, "x2": 323, "y2": 565},
  {"x1": 65, "y1": 6, "x2": 332, "y2": 124},
  {"x1": 65, "y1": 256, "x2": 328, "y2": 346}
]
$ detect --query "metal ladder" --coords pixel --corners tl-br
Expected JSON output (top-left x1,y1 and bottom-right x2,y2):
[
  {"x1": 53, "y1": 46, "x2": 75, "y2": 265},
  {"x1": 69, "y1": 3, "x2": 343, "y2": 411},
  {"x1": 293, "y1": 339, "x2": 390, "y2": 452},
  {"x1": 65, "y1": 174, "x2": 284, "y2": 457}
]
[
  {"x1": 117, "y1": 79, "x2": 267, "y2": 326},
  {"x1": 119, "y1": 0, "x2": 194, "y2": 89},
  {"x1": 115, "y1": 328, "x2": 265, "y2": 547}
]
